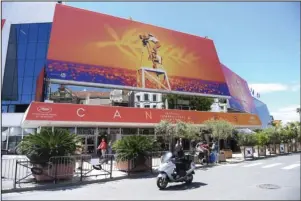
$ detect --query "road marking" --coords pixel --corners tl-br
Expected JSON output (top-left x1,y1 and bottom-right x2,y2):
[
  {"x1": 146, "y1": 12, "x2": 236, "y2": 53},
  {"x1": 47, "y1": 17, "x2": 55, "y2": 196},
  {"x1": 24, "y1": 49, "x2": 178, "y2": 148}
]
[
  {"x1": 224, "y1": 163, "x2": 240, "y2": 167},
  {"x1": 281, "y1": 164, "x2": 300, "y2": 170},
  {"x1": 262, "y1": 163, "x2": 282, "y2": 168},
  {"x1": 242, "y1": 163, "x2": 263, "y2": 167}
]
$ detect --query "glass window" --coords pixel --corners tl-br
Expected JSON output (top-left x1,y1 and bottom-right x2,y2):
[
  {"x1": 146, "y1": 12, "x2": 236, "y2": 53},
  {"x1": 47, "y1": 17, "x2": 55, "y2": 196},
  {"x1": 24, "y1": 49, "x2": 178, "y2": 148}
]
[
  {"x1": 26, "y1": 43, "x2": 37, "y2": 59},
  {"x1": 21, "y1": 95, "x2": 31, "y2": 104},
  {"x1": 136, "y1": 95, "x2": 140, "y2": 101},
  {"x1": 15, "y1": 25, "x2": 20, "y2": 42},
  {"x1": 8, "y1": 105, "x2": 16, "y2": 113},
  {"x1": 28, "y1": 24, "x2": 38, "y2": 42},
  {"x1": 18, "y1": 78, "x2": 24, "y2": 95},
  {"x1": 144, "y1": 105, "x2": 150, "y2": 108},
  {"x1": 24, "y1": 60, "x2": 35, "y2": 76},
  {"x1": 121, "y1": 128, "x2": 137, "y2": 135},
  {"x1": 36, "y1": 42, "x2": 48, "y2": 59},
  {"x1": 17, "y1": 43, "x2": 27, "y2": 59},
  {"x1": 22, "y1": 77, "x2": 34, "y2": 94},
  {"x1": 34, "y1": 59, "x2": 45, "y2": 76},
  {"x1": 153, "y1": 94, "x2": 157, "y2": 102},
  {"x1": 153, "y1": 105, "x2": 157, "y2": 109},
  {"x1": 144, "y1": 94, "x2": 149, "y2": 101},
  {"x1": 6, "y1": 44, "x2": 17, "y2": 59},
  {"x1": 38, "y1": 24, "x2": 49, "y2": 42},
  {"x1": 2, "y1": 105, "x2": 8, "y2": 113},
  {"x1": 18, "y1": 24, "x2": 29, "y2": 43},
  {"x1": 17, "y1": 59, "x2": 25, "y2": 77},
  {"x1": 8, "y1": 25, "x2": 17, "y2": 44}
]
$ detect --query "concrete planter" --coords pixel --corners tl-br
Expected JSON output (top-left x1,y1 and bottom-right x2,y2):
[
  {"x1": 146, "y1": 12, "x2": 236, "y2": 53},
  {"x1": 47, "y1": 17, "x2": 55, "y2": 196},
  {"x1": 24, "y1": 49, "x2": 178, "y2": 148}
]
[
  {"x1": 221, "y1": 149, "x2": 232, "y2": 159},
  {"x1": 297, "y1": 142, "x2": 301, "y2": 151},
  {"x1": 32, "y1": 163, "x2": 74, "y2": 182},
  {"x1": 240, "y1": 146, "x2": 254, "y2": 158},
  {"x1": 115, "y1": 156, "x2": 152, "y2": 172},
  {"x1": 268, "y1": 144, "x2": 276, "y2": 154},
  {"x1": 284, "y1": 143, "x2": 289, "y2": 153},
  {"x1": 255, "y1": 145, "x2": 266, "y2": 157},
  {"x1": 275, "y1": 144, "x2": 281, "y2": 154}
]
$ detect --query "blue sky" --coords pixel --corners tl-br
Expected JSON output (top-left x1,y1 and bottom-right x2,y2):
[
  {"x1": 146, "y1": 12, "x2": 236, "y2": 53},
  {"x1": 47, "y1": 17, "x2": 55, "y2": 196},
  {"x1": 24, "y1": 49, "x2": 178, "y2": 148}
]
[{"x1": 67, "y1": 2, "x2": 300, "y2": 123}]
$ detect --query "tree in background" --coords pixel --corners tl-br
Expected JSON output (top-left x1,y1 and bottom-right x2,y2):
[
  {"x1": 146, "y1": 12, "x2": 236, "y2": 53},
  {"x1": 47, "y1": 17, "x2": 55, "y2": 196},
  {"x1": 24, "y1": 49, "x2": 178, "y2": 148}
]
[
  {"x1": 162, "y1": 94, "x2": 214, "y2": 111},
  {"x1": 204, "y1": 119, "x2": 234, "y2": 162}
]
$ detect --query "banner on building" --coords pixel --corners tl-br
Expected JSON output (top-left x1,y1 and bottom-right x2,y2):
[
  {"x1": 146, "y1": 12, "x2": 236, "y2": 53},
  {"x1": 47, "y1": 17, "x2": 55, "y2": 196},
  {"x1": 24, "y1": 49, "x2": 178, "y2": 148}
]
[
  {"x1": 221, "y1": 64, "x2": 256, "y2": 114},
  {"x1": 46, "y1": 4, "x2": 230, "y2": 97},
  {"x1": 23, "y1": 102, "x2": 262, "y2": 128}
]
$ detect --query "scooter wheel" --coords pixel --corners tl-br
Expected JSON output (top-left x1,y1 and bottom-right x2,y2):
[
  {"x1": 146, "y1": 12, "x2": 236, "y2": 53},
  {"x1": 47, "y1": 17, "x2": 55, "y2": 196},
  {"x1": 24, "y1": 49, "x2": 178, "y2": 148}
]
[
  {"x1": 157, "y1": 177, "x2": 168, "y2": 190},
  {"x1": 185, "y1": 174, "x2": 193, "y2": 184}
]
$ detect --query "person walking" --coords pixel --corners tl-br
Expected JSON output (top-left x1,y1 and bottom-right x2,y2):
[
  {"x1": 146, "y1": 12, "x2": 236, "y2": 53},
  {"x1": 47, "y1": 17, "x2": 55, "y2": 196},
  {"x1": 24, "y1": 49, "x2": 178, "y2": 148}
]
[
  {"x1": 97, "y1": 138, "x2": 107, "y2": 163},
  {"x1": 211, "y1": 140, "x2": 219, "y2": 163}
]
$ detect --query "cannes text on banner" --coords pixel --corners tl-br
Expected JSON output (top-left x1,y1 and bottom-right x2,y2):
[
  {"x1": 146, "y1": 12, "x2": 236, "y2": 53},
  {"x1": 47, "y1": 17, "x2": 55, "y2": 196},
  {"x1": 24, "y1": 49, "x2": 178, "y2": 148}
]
[
  {"x1": 46, "y1": 4, "x2": 230, "y2": 97},
  {"x1": 25, "y1": 102, "x2": 262, "y2": 126}
]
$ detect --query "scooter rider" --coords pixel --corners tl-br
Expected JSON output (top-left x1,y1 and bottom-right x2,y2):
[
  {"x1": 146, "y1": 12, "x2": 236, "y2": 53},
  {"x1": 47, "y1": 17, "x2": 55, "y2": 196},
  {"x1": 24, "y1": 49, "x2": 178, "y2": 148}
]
[{"x1": 173, "y1": 140, "x2": 187, "y2": 178}]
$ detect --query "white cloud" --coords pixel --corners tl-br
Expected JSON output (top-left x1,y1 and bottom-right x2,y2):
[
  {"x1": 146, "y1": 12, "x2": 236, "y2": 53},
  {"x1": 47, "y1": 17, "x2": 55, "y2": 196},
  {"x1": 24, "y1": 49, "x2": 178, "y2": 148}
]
[
  {"x1": 249, "y1": 83, "x2": 300, "y2": 94},
  {"x1": 271, "y1": 105, "x2": 300, "y2": 124}
]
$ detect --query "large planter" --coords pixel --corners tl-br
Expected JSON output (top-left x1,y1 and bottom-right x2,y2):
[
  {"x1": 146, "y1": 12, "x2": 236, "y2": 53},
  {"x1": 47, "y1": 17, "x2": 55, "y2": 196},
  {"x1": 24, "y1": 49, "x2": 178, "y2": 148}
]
[
  {"x1": 115, "y1": 156, "x2": 152, "y2": 172},
  {"x1": 297, "y1": 142, "x2": 301, "y2": 151},
  {"x1": 268, "y1": 144, "x2": 276, "y2": 155},
  {"x1": 284, "y1": 143, "x2": 289, "y2": 153},
  {"x1": 275, "y1": 144, "x2": 281, "y2": 154},
  {"x1": 32, "y1": 163, "x2": 75, "y2": 182},
  {"x1": 240, "y1": 146, "x2": 254, "y2": 158},
  {"x1": 221, "y1": 149, "x2": 232, "y2": 159},
  {"x1": 255, "y1": 145, "x2": 266, "y2": 157}
]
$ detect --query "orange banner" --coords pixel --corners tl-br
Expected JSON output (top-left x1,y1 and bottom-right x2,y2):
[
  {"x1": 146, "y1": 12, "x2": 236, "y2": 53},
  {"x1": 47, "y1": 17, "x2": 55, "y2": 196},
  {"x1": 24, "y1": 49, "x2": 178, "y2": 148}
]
[
  {"x1": 25, "y1": 102, "x2": 262, "y2": 127},
  {"x1": 46, "y1": 4, "x2": 230, "y2": 97}
]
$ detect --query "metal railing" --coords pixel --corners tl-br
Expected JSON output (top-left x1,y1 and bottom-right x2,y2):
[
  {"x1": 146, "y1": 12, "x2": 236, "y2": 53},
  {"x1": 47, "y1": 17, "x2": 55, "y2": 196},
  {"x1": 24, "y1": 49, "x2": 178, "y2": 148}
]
[{"x1": 2, "y1": 150, "x2": 198, "y2": 191}]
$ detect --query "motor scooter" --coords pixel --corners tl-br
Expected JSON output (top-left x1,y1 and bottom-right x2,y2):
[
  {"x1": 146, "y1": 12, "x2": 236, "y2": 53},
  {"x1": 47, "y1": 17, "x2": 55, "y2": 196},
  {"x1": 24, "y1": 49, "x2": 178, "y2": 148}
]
[{"x1": 156, "y1": 152, "x2": 196, "y2": 190}]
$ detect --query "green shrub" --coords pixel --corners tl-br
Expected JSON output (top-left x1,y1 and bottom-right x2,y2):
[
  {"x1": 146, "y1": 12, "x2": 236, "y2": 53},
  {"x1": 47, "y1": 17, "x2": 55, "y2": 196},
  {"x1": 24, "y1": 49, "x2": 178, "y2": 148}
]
[
  {"x1": 237, "y1": 133, "x2": 256, "y2": 147},
  {"x1": 112, "y1": 135, "x2": 156, "y2": 162},
  {"x1": 255, "y1": 131, "x2": 269, "y2": 146},
  {"x1": 16, "y1": 128, "x2": 81, "y2": 166}
]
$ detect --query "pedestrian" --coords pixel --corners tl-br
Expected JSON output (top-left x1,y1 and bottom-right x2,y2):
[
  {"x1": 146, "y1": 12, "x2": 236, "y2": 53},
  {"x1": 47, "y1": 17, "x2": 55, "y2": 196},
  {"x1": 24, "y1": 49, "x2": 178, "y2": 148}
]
[
  {"x1": 75, "y1": 140, "x2": 83, "y2": 170},
  {"x1": 106, "y1": 140, "x2": 113, "y2": 163},
  {"x1": 211, "y1": 140, "x2": 219, "y2": 163},
  {"x1": 97, "y1": 138, "x2": 107, "y2": 163}
]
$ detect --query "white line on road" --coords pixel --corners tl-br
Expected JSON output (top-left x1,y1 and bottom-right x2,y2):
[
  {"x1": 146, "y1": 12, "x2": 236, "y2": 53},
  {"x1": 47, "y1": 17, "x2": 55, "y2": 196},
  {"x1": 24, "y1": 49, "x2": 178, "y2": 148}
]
[
  {"x1": 262, "y1": 163, "x2": 282, "y2": 168},
  {"x1": 242, "y1": 163, "x2": 263, "y2": 167},
  {"x1": 224, "y1": 163, "x2": 240, "y2": 167},
  {"x1": 281, "y1": 164, "x2": 300, "y2": 170}
]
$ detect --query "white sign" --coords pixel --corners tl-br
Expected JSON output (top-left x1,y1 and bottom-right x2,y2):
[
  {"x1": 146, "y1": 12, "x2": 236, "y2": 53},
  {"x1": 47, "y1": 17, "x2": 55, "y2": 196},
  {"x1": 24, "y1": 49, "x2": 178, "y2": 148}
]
[
  {"x1": 280, "y1": 144, "x2": 285, "y2": 153},
  {"x1": 244, "y1": 147, "x2": 253, "y2": 158}
]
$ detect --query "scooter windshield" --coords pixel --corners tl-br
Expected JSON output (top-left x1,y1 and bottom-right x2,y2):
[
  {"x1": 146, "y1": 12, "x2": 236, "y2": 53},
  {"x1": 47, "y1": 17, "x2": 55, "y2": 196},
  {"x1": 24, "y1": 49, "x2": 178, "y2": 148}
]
[{"x1": 161, "y1": 152, "x2": 173, "y2": 163}]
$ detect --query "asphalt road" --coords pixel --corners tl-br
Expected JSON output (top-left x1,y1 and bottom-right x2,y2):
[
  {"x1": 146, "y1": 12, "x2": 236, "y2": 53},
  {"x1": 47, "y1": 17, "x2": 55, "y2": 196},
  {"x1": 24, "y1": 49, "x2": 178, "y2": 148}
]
[{"x1": 2, "y1": 153, "x2": 300, "y2": 200}]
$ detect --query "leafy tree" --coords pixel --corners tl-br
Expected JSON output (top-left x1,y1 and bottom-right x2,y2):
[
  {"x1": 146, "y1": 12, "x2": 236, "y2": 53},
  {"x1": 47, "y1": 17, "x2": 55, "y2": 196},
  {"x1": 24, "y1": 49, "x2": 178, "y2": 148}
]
[
  {"x1": 162, "y1": 94, "x2": 214, "y2": 111},
  {"x1": 204, "y1": 119, "x2": 234, "y2": 162},
  {"x1": 175, "y1": 121, "x2": 200, "y2": 140},
  {"x1": 255, "y1": 131, "x2": 269, "y2": 146}
]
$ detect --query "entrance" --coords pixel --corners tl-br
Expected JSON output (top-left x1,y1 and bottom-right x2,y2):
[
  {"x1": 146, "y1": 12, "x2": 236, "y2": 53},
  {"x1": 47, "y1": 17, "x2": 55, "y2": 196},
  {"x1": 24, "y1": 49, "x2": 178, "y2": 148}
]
[{"x1": 77, "y1": 127, "x2": 98, "y2": 155}]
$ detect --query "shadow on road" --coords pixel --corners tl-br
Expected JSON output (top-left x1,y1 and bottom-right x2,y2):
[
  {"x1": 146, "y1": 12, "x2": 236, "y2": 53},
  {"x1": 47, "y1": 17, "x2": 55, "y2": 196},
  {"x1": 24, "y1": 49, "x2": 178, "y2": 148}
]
[{"x1": 163, "y1": 182, "x2": 208, "y2": 191}]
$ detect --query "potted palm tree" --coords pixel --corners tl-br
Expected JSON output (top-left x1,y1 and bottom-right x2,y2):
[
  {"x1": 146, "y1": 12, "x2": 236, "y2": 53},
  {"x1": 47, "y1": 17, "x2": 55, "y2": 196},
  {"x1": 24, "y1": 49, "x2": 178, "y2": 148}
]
[
  {"x1": 112, "y1": 135, "x2": 155, "y2": 172},
  {"x1": 16, "y1": 128, "x2": 81, "y2": 182}
]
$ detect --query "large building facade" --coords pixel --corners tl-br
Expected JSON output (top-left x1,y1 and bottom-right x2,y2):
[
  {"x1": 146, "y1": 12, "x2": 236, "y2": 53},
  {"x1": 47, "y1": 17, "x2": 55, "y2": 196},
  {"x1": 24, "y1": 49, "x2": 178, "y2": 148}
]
[{"x1": 1, "y1": 2, "x2": 270, "y2": 154}]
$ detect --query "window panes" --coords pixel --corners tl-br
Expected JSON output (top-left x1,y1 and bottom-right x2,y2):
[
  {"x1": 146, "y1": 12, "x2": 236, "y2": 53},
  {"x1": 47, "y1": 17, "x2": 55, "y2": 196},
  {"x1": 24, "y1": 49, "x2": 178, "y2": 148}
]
[
  {"x1": 26, "y1": 43, "x2": 37, "y2": 59},
  {"x1": 28, "y1": 24, "x2": 38, "y2": 42},
  {"x1": 38, "y1": 24, "x2": 49, "y2": 42},
  {"x1": 17, "y1": 44, "x2": 27, "y2": 59},
  {"x1": 19, "y1": 24, "x2": 29, "y2": 43},
  {"x1": 24, "y1": 60, "x2": 35, "y2": 76},
  {"x1": 2, "y1": 105, "x2": 8, "y2": 113},
  {"x1": 34, "y1": 59, "x2": 45, "y2": 76},
  {"x1": 22, "y1": 77, "x2": 34, "y2": 94},
  {"x1": 17, "y1": 59, "x2": 25, "y2": 77},
  {"x1": 21, "y1": 95, "x2": 31, "y2": 104},
  {"x1": 36, "y1": 43, "x2": 47, "y2": 59},
  {"x1": 18, "y1": 78, "x2": 24, "y2": 95},
  {"x1": 8, "y1": 105, "x2": 16, "y2": 113}
]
